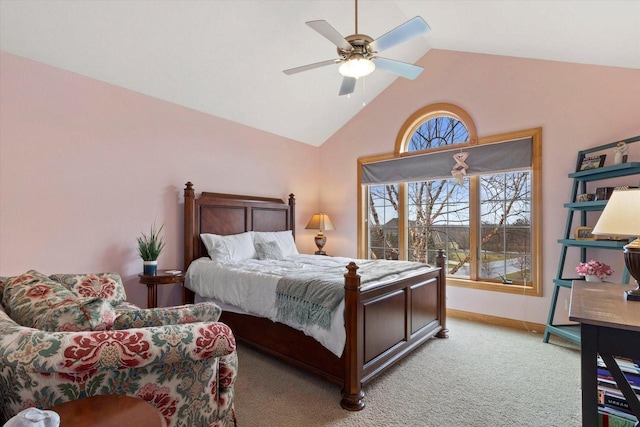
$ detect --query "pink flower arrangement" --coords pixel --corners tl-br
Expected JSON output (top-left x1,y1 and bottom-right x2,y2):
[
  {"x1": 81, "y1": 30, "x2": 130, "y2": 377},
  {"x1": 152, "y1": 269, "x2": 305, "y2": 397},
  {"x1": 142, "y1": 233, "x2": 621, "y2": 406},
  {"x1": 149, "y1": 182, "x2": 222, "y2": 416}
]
[{"x1": 576, "y1": 260, "x2": 613, "y2": 280}]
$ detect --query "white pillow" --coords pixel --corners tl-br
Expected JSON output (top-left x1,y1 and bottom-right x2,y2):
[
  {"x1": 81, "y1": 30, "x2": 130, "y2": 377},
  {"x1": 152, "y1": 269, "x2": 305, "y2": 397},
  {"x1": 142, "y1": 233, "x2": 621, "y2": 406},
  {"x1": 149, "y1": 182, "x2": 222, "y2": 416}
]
[
  {"x1": 200, "y1": 232, "x2": 257, "y2": 262},
  {"x1": 253, "y1": 230, "x2": 299, "y2": 257}
]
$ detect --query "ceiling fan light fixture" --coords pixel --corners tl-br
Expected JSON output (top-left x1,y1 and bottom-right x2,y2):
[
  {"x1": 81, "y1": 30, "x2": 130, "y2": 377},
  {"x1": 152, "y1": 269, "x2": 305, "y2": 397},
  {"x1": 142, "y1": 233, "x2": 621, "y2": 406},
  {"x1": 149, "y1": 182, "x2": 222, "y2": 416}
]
[{"x1": 339, "y1": 55, "x2": 375, "y2": 79}]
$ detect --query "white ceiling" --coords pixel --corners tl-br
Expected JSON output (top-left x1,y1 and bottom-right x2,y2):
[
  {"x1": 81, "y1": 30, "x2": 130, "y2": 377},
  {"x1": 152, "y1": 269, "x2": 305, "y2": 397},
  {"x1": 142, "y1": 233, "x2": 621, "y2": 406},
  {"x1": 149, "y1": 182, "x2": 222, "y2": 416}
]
[{"x1": 1, "y1": 0, "x2": 639, "y2": 147}]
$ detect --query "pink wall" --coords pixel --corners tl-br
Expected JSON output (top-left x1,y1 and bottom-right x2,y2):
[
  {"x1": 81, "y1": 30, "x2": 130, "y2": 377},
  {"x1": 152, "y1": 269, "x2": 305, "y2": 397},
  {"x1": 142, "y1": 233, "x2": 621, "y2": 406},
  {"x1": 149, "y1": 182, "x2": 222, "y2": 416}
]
[
  {"x1": 320, "y1": 49, "x2": 640, "y2": 325},
  {"x1": 3, "y1": 49, "x2": 640, "y2": 325},
  {"x1": 0, "y1": 52, "x2": 320, "y2": 308}
]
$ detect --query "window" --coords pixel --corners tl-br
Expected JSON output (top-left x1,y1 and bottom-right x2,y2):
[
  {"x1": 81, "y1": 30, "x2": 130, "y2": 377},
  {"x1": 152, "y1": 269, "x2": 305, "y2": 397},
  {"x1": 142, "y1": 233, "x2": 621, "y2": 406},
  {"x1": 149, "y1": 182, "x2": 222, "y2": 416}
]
[
  {"x1": 358, "y1": 104, "x2": 541, "y2": 296},
  {"x1": 368, "y1": 184, "x2": 399, "y2": 260}
]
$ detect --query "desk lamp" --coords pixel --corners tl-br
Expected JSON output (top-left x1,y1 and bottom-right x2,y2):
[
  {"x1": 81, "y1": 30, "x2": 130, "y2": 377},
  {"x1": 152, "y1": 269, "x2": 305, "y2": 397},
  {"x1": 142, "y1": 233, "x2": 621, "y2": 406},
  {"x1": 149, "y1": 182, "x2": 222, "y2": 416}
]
[
  {"x1": 305, "y1": 213, "x2": 335, "y2": 255},
  {"x1": 592, "y1": 189, "x2": 640, "y2": 301}
]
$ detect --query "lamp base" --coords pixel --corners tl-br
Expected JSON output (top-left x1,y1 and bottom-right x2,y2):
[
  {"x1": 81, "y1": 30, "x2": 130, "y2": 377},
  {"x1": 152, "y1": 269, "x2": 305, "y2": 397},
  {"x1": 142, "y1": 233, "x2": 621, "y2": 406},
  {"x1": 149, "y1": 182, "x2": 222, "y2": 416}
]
[
  {"x1": 314, "y1": 232, "x2": 327, "y2": 255},
  {"x1": 624, "y1": 239, "x2": 640, "y2": 302},
  {"x1": 626, "y1": 288, "x2": 640, "y2": 301}
]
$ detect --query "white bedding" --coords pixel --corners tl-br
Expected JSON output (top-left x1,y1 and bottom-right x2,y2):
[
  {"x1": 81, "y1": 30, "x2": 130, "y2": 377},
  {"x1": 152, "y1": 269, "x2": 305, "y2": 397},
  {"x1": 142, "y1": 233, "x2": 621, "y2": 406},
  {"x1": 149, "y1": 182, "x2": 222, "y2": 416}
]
[{"x1": 185, "y1": 254, "x2": 434, "y2": 357}]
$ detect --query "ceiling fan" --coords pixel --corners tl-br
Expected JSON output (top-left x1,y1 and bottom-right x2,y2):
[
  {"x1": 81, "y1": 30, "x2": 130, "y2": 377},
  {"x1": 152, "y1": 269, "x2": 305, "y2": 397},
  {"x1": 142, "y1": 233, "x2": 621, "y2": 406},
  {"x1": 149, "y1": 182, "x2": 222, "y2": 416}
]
[{"x1": 283, "y1": 0, "x2": 431, "y2": 96}]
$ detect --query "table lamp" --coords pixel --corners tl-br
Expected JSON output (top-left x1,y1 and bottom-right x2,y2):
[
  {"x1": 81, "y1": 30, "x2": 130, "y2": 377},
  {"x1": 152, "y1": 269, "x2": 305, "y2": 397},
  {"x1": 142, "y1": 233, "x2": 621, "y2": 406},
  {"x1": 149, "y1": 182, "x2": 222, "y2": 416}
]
[
  {"x1": 592, "y1": 189, "x2": 640, "y2": 301},
  {"x1": 305, "y1": 213, "x2": 335, "y2": 255}
]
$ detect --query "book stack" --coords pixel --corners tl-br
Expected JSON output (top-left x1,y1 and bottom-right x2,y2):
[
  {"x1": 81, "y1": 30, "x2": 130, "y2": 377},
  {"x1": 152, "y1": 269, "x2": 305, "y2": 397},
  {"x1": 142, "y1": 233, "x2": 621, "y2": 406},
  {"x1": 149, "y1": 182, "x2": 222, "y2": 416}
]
[{"x1": 597, "y1": 357, "x2": 640, "y2": 427}]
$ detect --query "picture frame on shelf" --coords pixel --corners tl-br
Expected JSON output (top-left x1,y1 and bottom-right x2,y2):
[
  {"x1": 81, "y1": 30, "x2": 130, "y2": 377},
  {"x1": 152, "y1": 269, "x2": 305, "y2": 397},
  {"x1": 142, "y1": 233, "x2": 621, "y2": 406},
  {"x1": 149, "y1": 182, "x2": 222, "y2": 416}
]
[
  {"x1": 576, "y1": 193, "x2": 595, "y2": 203},
  {"x1": 578, "y1": 154, "x2": 606, "y2": 171},
  {"x1": 595, "y1": 187, "x2": 615, "y2": 201},
  {"x1": 574, "y1": 226, "x2": 596, "y2": 240},
  {"x1": 613, "y1": 141, "x2": 629, "y2": 165}
]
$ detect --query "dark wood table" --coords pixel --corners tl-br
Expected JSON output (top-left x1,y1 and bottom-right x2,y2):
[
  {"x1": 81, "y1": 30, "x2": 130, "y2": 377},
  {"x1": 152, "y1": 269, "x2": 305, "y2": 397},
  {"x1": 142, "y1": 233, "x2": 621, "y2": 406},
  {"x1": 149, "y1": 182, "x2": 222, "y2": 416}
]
[
  {"x1": 48, "y1": 394, "x2": 166, "y2": 427},
  {"x1": 138, "y1": 270, "x2": 184, "y2": 308},
  {"x1": 569, "y1": 281, "x2": 640, "y2": 427}
]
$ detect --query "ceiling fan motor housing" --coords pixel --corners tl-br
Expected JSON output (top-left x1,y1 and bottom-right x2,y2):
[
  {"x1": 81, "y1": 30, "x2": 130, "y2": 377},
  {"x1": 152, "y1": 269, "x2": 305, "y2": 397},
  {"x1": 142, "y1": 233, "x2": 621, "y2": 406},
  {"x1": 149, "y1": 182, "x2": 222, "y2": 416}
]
[{"x1": 338, "y1": 34, "x2": 375, "y2": 60}]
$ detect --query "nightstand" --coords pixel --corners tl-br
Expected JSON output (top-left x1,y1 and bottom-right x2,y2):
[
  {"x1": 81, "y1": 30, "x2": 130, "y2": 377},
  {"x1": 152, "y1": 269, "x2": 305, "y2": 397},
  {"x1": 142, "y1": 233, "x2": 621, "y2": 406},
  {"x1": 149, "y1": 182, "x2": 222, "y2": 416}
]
[{"x1": 138, "y1": 270, "x2": 184, "y2": 308}]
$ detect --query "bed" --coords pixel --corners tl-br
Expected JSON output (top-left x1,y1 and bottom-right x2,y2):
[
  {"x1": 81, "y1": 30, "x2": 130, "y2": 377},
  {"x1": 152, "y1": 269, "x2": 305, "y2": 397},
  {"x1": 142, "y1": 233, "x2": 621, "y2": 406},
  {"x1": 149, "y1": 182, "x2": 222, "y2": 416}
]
[{"x1": 182, "y1": 182, "x2": 447, "y2": 410}]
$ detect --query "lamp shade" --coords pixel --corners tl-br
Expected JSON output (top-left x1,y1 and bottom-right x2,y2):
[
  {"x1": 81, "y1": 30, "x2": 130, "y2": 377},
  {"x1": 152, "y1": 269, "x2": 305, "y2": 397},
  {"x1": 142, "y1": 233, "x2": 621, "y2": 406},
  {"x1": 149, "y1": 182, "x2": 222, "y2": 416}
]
[
  {"x1": 305, "y1": 213, "x2": 335, "y2": 231},
  {"x1": 592, "y1": 189, "x2": 640, "y2": 238}
]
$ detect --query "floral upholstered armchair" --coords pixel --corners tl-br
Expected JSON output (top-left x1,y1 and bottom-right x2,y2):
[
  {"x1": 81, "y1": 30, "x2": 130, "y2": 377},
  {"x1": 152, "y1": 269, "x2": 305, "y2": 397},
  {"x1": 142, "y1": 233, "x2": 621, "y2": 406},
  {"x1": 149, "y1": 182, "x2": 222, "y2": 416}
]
[{"x1": 0, "y1": 270, "x2": 237, "y2": 427}]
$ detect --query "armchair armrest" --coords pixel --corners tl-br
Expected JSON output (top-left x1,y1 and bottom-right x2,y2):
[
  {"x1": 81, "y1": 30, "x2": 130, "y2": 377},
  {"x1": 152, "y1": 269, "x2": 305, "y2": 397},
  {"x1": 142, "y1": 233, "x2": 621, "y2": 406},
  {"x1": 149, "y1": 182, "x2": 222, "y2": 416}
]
[
  {"x1": 113, "y1": 302, "x2": 222, "y2": 329},
  {"x1": 0, "y1": 312, "x2": 235, "y2": 375}
]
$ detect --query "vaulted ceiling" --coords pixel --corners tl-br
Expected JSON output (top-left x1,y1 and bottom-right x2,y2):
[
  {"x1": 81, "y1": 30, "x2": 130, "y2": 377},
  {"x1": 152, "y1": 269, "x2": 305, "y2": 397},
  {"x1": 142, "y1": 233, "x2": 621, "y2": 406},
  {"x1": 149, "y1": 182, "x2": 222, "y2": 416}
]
[{"x1": 1, "y1": 1, "x2": 638, "y2": 146}]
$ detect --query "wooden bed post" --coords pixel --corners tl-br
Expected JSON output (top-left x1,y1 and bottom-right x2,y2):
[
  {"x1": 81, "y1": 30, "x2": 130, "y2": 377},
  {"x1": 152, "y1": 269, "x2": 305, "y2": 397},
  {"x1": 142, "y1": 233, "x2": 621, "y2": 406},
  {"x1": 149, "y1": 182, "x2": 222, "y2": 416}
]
[
  {"x1": 435, "y1": 249, "x2": 449, "y2": 338},
  {"x1": 183, "y1": 182, "x2": 196, "y2": 304},
  {"x1": 341, "y1": 262, "x2": 365, "y2": 411},
  {"x1": 288, "y1": 194, "x2": 295, "y2": 238}
]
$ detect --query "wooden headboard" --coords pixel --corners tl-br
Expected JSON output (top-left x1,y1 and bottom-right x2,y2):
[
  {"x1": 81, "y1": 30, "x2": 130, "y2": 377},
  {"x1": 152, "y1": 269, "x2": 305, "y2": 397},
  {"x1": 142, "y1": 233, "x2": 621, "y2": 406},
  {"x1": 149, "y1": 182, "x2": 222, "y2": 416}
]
[{"x1": 183, "y1": 182, "x2": 295, "y2": 302}]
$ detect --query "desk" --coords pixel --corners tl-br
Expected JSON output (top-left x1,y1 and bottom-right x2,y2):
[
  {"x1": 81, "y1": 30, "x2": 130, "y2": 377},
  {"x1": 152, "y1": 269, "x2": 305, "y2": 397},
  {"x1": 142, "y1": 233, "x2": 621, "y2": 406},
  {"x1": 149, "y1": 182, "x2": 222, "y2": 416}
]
[
  {"x1": 138, "y1": 270, "x2": 185, "y2": 308},
  {"x1": 48, "y1": 394, "x2": 166, "y2": 427},
  {"x1": 569, "y1": 281, "x2": 640, "y2": 426}
]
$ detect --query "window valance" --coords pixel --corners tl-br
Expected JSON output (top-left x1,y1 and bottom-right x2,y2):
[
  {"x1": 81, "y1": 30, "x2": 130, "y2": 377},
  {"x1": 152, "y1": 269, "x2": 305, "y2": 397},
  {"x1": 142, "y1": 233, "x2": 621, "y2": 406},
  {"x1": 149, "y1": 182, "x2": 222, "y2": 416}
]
[{"x1": 361, "y1": 137, "x2": 532, "y2": 185}]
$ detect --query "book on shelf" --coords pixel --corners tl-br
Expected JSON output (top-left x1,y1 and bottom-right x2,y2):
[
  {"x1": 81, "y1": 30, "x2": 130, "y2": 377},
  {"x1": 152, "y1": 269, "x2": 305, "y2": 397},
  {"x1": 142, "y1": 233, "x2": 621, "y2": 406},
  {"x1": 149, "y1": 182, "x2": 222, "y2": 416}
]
[
  {"x1": 599, "y1": 378, "x2": 640, "y2": 395},
  {"x1": 599, "y1": 382, "x2": 640, "y2": 404},
  {"x1": 599, "y1": 357, "x2": 640, "y2": 375},
  {"x1": 599, "y1": 388, "x2": 638, "y2": 417},
  {"x1": 598, "y1": 405, "x2": 639, "y2": 427},
  {"x1": 598, "y1": 368, "x2": 640, "y2": 390},
  {"x1": 615, "y1": 358, "x2": 640, "y2": 369}
]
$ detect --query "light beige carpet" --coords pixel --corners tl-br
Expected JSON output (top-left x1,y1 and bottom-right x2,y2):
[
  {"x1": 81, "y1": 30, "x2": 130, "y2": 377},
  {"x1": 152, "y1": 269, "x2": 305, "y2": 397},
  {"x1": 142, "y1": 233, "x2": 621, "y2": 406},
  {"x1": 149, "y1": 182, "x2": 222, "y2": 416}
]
[{"x1": 233, "y1": 318, "x2": 582, "y2": 427}]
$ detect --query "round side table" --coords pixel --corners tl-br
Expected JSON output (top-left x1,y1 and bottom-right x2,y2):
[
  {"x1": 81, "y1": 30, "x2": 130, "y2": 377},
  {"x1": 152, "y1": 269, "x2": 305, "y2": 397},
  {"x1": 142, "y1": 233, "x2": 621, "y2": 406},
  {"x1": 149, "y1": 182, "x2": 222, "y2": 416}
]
[
  {"x1": 48, "y1": 394, "x2": 166, "y2": 427},
  {"x1": 138, "y1": 270, "x2": 185, "y2": 308}
]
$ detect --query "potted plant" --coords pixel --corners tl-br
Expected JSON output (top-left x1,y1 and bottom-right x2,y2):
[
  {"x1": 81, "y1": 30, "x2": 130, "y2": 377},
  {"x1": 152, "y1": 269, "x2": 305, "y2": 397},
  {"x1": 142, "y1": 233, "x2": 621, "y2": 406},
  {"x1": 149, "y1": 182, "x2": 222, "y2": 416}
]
[
  {"x1": 576, "y1": 260, "x2": 613, "y2": 282},
  {"x1": 137, "y1": 223, "x2": 165, "y2": 275}
]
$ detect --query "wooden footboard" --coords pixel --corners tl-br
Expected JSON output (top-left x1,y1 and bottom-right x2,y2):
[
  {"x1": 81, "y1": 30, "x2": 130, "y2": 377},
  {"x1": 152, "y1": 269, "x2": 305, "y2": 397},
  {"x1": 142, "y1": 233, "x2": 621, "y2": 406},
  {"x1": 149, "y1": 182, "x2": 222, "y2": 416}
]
[
  {"x1": 341, "y1": 253, "x2": 446, "y2": 410},
  {"x1": 182, "y1": 182, "x2": 447, "y2": 410}
]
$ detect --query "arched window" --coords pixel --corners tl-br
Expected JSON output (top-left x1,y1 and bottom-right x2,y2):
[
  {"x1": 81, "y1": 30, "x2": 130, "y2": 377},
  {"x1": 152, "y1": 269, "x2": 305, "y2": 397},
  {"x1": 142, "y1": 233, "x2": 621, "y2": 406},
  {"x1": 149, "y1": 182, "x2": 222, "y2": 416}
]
[
  {"x1": 358, "y1": 104, "x2": 542, "y2": 296},
  {"x1": 395, "y1": 103, "x2": 477, "y2": 155},
  {"x1": 406, "y1": 115, "x2": 469, "y2": 151}
]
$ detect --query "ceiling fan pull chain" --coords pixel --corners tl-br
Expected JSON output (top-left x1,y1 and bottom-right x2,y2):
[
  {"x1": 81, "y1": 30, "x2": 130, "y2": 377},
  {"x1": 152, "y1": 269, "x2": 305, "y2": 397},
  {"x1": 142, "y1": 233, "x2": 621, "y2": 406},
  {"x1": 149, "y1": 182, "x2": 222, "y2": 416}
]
[{"x1": 362, "y1": 78, "x2": 367, "y2": 107}]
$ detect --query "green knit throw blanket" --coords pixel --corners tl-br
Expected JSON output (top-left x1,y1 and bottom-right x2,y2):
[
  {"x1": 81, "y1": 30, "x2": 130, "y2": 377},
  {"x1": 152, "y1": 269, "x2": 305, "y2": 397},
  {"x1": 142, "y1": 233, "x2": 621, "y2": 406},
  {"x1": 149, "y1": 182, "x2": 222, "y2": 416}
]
[
  {"x1": 275, "y1": 259, "x2": 429, "y2": 330},
  {"x1": 276, "y1": 272, "x2": 344, "y2": 330}
]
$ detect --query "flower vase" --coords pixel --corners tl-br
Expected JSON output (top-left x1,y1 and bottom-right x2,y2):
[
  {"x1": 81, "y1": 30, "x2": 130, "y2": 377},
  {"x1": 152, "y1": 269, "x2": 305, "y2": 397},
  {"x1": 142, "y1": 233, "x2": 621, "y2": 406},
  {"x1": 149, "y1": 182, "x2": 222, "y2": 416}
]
[
  {"x1": 585, "y1": 275, "x2": 599, "y2": 282},
  {"x1": 143, "y1": 260, "x2": 158, "y2": 276},
  {"x1": 614, "y1": 151, "x2": 624, "y2": 165}
]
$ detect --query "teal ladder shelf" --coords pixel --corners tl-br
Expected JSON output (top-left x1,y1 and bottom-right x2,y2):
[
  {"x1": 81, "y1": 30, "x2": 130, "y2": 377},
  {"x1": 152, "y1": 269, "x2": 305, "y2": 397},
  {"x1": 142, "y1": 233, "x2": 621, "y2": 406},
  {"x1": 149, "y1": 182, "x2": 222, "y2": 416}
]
[{"x1": 543, "y1": 135, "x2": 640, "y2": 344}]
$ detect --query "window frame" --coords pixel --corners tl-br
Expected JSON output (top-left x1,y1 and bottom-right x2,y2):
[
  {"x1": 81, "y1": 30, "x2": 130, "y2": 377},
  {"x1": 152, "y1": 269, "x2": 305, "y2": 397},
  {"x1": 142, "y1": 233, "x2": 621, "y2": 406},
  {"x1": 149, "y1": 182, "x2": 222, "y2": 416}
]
[{"x1": 357, "y1": 104, "x2": 542, "y2": 296}]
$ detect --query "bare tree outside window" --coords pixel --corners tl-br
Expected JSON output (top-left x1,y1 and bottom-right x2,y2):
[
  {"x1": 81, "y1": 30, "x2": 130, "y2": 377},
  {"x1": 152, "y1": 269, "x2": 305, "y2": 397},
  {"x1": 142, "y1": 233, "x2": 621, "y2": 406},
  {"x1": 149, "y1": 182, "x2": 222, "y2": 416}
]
[
  {"x1": 368, "y1": 184, "x2": 399, "y2": 260},
  {"x1": 478, "y1": 172, "x2": 532, "y2": 283},
  {"x1": 408, "y1": 116, "x2": 469, "y2": 151},
  {"x1": 366, "y1": 116, "x2": 533, "y2": 287}
]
